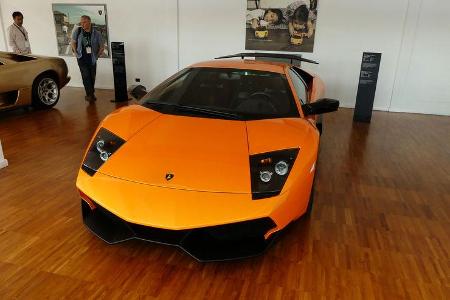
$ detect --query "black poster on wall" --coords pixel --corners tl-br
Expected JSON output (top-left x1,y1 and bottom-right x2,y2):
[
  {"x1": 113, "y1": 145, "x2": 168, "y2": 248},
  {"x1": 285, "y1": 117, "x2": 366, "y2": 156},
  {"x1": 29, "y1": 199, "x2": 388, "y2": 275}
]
[{"x1": 353, "y1": 52, "x2": 382, "y2": 122}]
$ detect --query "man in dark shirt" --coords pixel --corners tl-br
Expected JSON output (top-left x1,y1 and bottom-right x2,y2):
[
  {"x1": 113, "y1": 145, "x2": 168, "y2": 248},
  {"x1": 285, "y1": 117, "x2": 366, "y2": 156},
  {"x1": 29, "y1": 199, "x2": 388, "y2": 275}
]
[{"x1": 71, "y1": 15, "x2": 104, "y2": 102}]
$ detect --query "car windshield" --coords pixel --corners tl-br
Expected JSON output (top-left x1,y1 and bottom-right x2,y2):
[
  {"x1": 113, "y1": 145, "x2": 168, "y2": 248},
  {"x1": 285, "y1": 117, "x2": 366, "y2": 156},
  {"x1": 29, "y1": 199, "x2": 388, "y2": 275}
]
[{"x1": 141, "y1": 68, "x2": 300, "y2": 120}]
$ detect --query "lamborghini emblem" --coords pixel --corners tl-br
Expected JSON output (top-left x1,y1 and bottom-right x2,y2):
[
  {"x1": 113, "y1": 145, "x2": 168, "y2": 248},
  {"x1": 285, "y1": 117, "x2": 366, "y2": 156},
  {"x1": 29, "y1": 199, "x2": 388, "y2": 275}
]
[{"x1": 165, "y1": 173, "x2": 174, "y2": 181}]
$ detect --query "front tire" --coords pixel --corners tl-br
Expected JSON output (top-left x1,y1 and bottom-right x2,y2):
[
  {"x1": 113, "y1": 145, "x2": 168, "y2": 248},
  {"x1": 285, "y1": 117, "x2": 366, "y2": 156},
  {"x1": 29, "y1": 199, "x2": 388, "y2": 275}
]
[
  {"x1": 305, "y1": 185, "x2": 315, "y2": 216},
  {"x1": 316, "y1": 122, "x2": 323, "y2": 135},
  {"x1": 32, "y1": 75, "x2": 60, "y2": 108},
  {"x1": 305, "y1": 173, "x2": 317, "y2": 217},
  {"x1": 316, "y1": 114, "x2": 323, "y2": 135}
]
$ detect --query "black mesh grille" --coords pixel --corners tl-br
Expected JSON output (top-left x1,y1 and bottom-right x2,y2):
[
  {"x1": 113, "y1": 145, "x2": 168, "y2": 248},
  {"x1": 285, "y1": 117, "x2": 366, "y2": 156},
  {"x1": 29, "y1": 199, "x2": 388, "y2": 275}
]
[{"x1": 81, "y1": 200, "x2": 276, "y2": 261}]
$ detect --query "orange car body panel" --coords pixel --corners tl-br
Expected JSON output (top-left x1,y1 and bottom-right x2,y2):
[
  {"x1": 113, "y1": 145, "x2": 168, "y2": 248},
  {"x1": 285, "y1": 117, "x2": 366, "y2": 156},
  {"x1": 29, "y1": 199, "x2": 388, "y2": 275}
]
[
  {"x1": 76, "y1": 58, "x2": 322, "y2": 236},
  {"x1": 192, "y1": 59, "x2": 286, "y2": 74},
  {"x1": 100, "y1": 114, "x2": 250, "y2": 193}
]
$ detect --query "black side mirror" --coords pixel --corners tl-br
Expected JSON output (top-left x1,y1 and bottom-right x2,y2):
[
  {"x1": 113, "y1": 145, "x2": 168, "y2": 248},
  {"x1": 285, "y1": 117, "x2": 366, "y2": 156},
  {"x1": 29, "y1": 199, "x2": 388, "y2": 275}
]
[
  {"x1": 129, "y1": 85, "x2": 148, "y2": 100},
  {"x1": 302, "y1": 98, "x2": 339, "y2": 116}
]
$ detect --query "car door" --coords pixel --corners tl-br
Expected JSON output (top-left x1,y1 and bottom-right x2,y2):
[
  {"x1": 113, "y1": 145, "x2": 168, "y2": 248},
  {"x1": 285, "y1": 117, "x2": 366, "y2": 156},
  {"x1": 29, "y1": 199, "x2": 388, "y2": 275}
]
[
  {"x1": 287, "y1": 68, "x2": 320, "y2": 125},
  {"x1": 1, "y1": 56, "x2": 42, "y2": 109},
  {"x1": 288, "y1": 68, "x2": 309, "y2": 104},
  {"x1": 0, "y1": 58, "x2": 21, "y2": 107},
  {"x1": 0, "y1": 58, "x2": 28, "y2": 93}
]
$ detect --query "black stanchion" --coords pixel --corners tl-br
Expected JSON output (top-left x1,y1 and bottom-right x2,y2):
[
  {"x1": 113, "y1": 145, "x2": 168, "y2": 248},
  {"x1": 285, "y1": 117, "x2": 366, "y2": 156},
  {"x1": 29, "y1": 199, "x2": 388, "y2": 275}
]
[{"x1": 111, "y1": 42, "x2": 130, "y2": 102}]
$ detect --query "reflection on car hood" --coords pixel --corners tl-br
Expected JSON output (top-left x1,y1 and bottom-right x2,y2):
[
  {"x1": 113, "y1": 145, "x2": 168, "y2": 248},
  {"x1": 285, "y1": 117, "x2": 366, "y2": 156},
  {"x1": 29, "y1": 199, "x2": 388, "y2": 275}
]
[
  {"x1": 97, "y1": 105, "x2": 315, "y2": 193},
  {"x1": 99, "y1": 114, "x2": 251, "y2": 193},
  {"x1": 245, "y1": 118, "x2": 313, "y2": 155}
]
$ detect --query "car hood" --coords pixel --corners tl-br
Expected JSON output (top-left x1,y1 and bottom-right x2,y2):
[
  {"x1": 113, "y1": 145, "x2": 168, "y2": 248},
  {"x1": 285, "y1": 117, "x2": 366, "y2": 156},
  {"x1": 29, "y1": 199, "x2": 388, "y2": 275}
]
[
  {"x1": 245, "y1": 118, "x2": 313, "y2": 155},
  {"x1": 99, "y1": 113, "x2": 251, "y2": 193},
  {"x1": 96, "y1": 106, "x2": 315, "y2": 193}
]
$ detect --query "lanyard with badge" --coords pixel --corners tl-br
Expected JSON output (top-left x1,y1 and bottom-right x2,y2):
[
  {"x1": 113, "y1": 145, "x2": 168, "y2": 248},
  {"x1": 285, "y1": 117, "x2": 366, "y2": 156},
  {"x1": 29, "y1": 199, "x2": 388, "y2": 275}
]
[
  {"x1": 14, "y1": 24, "x2": 30, "y2": 48},
  {"x1": 83, "y1": 30, "x2": 92, "y2": 54}
]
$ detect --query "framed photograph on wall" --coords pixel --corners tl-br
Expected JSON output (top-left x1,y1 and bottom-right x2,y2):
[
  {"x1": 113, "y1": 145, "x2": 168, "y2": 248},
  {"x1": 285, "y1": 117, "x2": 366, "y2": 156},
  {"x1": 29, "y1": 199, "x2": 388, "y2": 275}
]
[
  {"x1": 52, "y1": 3, "x2": 110, "y2": 58},
  {"x1": 245, "y1": 0, "x2": 319, "y2": 52}
]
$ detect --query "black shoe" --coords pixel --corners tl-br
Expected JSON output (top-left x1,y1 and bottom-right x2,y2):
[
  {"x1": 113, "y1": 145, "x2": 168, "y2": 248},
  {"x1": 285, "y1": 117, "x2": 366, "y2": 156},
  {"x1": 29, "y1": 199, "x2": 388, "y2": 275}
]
[{"x1": 85, "y1": 95, "x2": 96, "y2": 102}]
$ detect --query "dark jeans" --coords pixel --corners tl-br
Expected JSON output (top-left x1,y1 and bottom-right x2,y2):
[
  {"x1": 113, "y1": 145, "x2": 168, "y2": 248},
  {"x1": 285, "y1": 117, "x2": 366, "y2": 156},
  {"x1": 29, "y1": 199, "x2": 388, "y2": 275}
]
[{"x1": 77, "y1": 60, "x2": 97, "y2": 96}]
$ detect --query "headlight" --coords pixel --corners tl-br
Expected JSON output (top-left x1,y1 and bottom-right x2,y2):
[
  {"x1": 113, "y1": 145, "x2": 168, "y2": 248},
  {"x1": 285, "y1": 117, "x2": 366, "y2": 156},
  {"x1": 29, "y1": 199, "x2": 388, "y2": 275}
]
[
  {"x1": 250, "y1": 148, "x2": 299, "y2": 199},
  {"x1": 275, "y1": 161, "x2": 289, "y2": 176},
  {"x1": 81, "y1": 128, "x2": 125, "y2": 176},
  {"x1": 259, "y1": 170, "x2": 273, "y2": 183}
]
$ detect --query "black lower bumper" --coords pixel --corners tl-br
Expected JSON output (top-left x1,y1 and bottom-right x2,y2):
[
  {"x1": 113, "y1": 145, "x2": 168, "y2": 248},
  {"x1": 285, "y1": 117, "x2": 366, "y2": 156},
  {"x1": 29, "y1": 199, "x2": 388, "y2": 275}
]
[{"x1": 81, "y1": 200, "x2": 277, "y2": 261}]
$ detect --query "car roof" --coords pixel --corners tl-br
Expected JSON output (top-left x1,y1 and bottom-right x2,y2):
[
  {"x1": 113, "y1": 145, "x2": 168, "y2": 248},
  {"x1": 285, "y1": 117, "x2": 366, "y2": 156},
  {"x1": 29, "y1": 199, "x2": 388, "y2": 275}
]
[{"x1": 190, "y1": 59, "x2": 290, "y2": 74}]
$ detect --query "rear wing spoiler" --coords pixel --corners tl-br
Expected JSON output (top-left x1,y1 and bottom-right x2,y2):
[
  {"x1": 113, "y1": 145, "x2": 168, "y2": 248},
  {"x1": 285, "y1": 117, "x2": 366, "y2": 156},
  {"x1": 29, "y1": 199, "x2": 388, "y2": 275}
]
[{"x1": 215, "y1": 52, "x2": 319, "y2": 66}]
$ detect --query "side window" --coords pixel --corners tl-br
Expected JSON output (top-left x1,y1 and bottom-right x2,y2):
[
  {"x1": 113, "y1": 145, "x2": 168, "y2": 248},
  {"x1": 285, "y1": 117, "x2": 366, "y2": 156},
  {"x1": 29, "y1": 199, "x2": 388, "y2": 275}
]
[{"x1": 288, "y1": 69, "x2": 308, "y2": 104}]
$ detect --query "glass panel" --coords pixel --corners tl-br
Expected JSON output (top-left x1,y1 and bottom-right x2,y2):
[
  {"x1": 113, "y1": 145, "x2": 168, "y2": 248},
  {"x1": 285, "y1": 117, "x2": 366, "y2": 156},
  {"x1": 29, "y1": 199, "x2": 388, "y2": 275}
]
[
  {"x1": 288, "y1": 69, "x2": 308, "y2": 104},
  {"x1": 143, "y1": 68, "x2": 300, "y2": 120}
]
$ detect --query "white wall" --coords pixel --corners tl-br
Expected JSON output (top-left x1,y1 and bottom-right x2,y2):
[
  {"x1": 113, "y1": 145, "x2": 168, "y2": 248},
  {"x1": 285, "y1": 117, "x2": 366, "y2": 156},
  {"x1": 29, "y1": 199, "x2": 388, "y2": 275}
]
[
  {"x1": 0, "y1": 0, "x2": 449, "y2": 115},
  {"x1": 178, "y1": 0, "x2": 449, "y2": 115},
  {"x1": 178, "y1": 0, "x2": 409, "y2": 111},
  {"x1": 390, "y1": 0, "x2": 450, "y2": 115},
  {"x1": 300, "y1": 0, "x2": 409, "y2": 111},
  {"x1": 178, "y1": 0, "x2": 247, "y2": 68},
  {"x1": 0, "y1": 0, "x2": 178, "y2": 90}
]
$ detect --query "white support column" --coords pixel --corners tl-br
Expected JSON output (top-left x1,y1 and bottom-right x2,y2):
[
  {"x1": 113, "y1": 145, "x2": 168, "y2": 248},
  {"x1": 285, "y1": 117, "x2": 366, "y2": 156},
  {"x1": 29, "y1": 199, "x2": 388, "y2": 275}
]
[{"x1": 0, "y1": 140, "x2": 8, "y2": 169}]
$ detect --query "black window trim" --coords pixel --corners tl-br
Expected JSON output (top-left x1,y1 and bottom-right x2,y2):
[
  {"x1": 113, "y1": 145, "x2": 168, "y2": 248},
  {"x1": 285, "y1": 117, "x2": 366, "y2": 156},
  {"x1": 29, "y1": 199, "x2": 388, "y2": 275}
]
[{"x1": 288, "y1": 67, "x2": 310, "y2": 105}]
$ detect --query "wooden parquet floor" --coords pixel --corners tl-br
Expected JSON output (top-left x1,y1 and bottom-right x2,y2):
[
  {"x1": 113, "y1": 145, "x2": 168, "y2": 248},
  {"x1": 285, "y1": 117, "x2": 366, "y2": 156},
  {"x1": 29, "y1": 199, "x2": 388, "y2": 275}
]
[{"x1": 0, "y1": 88, "x2": 449, "y2": 299}]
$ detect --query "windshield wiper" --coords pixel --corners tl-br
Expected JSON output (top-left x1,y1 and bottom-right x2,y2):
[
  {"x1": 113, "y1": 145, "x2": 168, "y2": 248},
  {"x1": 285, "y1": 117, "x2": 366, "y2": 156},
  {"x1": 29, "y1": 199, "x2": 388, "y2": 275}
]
[
  {"x1": 144, "y1": 102, "x2": 242, "y2": 120},
  {"x1": 176, "y1": 105, "x2": 242, "y2": 120}
]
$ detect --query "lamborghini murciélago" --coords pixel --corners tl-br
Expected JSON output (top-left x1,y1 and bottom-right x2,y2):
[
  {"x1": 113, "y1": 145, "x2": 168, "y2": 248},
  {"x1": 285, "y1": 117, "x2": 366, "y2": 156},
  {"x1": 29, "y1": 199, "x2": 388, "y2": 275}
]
[
  {"x1": 76, "y1": 53, "x2": 339, "y2": 261},
  {"x1": 0, "y1": 51, "x2": 70, "y2": 110}
]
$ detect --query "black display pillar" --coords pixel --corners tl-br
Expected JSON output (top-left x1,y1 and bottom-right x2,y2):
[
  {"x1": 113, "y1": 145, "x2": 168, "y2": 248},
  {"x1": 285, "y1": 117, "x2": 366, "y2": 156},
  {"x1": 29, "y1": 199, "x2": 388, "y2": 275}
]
[
  {"x1": 353, "y1": 52, "x2": 382, "y2": 122},
  {"x1": 111, "y1": 42, "x2": 130, "y2": 102}
]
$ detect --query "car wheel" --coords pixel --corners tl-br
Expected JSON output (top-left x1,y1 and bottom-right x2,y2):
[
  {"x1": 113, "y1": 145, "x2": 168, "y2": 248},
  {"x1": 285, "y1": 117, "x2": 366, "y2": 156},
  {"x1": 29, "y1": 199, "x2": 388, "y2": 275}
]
[
  {"x1": 305, "y1": 175, "x2": 316, "y2": 216},
  {"x1": 316, "y1": 114, "x2": 323, "y2": 135},
  {"x1": 305, "y1": 187, "x2": 314, "y2": 216},
  {"x1": 316, "y1": 122, "x2": 323, "y2": 135},
  {"x1": 32, "y1": 75, "x2": 60, "y2": 108}
]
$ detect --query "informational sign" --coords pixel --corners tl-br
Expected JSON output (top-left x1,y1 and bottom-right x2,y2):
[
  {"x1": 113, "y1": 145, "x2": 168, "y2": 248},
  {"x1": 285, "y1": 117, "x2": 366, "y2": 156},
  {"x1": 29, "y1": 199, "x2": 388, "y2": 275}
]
[{"x1": 353, "y1": 52, "x2": 382, "y2": 122}]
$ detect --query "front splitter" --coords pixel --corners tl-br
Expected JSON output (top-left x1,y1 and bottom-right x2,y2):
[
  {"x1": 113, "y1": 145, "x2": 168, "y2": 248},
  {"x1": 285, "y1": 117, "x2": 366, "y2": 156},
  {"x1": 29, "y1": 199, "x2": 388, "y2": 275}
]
[{"x1": 81, "y1": 200, "x2": 277, "y2": 262}]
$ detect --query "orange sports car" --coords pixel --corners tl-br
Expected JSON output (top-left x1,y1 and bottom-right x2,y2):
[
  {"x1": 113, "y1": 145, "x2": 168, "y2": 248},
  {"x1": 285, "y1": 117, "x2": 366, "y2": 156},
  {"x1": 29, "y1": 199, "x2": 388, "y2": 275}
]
[{"x1": 76, "y1": 53, "x2": 339, "y2": 261}]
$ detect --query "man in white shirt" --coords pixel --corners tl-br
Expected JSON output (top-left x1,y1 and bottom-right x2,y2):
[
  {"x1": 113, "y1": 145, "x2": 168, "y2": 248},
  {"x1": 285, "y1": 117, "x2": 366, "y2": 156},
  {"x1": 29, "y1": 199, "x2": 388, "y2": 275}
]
[{"x1": 7, "y1": 11, "x2": 31, "y2": 54}]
